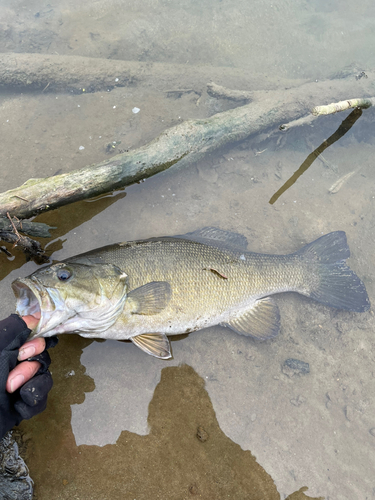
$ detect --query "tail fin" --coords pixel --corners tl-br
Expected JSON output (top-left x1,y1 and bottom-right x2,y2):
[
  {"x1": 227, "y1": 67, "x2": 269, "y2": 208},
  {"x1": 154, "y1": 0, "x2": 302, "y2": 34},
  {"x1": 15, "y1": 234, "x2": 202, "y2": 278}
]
[{"x1": 296, "y1": 231, "x2": 370, "y2": 312}]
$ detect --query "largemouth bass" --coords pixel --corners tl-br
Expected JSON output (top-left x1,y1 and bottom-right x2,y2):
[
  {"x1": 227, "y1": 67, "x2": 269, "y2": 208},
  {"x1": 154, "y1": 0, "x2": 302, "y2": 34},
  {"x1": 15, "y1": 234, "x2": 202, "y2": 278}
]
[{"x1": 12, "y1": 228, "x2": 370, "y2": 359}]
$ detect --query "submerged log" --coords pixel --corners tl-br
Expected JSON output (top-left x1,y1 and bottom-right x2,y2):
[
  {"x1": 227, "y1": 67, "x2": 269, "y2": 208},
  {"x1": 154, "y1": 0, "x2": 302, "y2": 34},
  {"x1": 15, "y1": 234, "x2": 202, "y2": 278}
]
[
  {"x1": 0, "y1": 61, "x2": 374, "y2": 222},
  {"x1": 0, "y1": 53, "x2": 303, "y2": 95}
]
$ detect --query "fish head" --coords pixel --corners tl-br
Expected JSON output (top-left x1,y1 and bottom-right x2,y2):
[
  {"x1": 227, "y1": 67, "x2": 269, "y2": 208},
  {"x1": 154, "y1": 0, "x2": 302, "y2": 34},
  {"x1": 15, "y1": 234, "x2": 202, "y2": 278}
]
[{"x1": 12, "y1": 261, "x2": 128, "y2": 339}]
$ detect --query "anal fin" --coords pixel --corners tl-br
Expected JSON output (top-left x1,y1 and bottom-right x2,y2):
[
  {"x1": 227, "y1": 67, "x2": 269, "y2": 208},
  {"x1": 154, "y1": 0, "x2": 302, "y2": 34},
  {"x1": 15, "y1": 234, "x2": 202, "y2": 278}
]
[
  {"x1": 131, "y1": 333, "x2": 172, "y2": 359},
  {"x1": 223, "y1": 297, "x2": 280, "y2": 341}
]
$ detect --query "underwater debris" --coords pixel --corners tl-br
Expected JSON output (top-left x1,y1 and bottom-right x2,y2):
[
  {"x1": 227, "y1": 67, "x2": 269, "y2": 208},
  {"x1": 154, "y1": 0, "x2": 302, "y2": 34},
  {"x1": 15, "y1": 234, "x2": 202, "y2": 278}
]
[{"x1": 0, "y1": 432, "x2": 33, "y2": 500}]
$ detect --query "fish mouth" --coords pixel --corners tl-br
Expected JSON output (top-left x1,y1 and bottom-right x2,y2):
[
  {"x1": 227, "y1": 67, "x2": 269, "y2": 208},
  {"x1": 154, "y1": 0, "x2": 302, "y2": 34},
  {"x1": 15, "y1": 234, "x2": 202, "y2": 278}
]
[
  {"x1": 12, "y1": 274, "x2": 129, "y2": 339},
  {"x1": 12, "y1": 278, "x2": 58, "y2": 338}
]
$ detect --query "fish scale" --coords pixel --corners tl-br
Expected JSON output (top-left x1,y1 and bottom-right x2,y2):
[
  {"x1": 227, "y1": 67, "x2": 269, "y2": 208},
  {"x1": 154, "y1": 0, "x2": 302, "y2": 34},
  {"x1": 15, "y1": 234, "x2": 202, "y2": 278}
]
[{"x1": 72, "y1": 238, "x2": 302, "y2": 325}]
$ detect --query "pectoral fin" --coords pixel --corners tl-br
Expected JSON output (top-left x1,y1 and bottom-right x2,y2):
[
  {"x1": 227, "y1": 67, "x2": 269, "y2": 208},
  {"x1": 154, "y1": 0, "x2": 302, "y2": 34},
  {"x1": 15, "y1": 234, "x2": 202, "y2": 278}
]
[
  {"x1": 131, "y1": 333, "x2": 172, "y2": 359},
  {"x1": 127, "y1": 282, "x2": 172, "y2": 315},
  {"x1": 222, "y1": 297, "x2": 280, "y2": 341}
]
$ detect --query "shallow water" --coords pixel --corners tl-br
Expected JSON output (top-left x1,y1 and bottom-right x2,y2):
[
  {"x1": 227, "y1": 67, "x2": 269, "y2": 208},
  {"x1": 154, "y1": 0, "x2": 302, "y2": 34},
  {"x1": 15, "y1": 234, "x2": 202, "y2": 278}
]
[{"x1": 1, "y1": 1, "x2": 375, "y2": 499}]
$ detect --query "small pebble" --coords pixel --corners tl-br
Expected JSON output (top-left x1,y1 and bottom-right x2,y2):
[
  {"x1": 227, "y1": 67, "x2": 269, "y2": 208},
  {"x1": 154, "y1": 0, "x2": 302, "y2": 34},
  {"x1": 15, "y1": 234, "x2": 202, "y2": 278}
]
[
  {"x1": 369, "y1": 428, "x2": 375, "y2": 437},
  {"x1": 344, "y1": 405, "x2": 353, "y2": 422},
  {"x1": 282, "y1": 358, "x2": 310, "y2": 377},
  {"x1": 290, "y1": 395, "x2": 306, "y2": 407},
  {"x1": 78, "y1": 146, "x2": 85, "y2": 151},
  {"x1": 132, "y1": 107, "x2": 140, "y2": 114},
  {"x1": 196, "y1": 426, "x2": 209, "y2": 442},
  {"x1": 21, "y1": 433, "x2": 32, "y2": 443},
  {"x1": 189, "y1": 484, "x2": 198, "y2": 495}
]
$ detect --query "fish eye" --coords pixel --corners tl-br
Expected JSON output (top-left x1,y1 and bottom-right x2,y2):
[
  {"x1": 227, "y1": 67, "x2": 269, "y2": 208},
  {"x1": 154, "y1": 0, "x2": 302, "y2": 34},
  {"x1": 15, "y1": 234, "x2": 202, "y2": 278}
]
[{"x1": 57, "y1": 268, "x2": 72, "y2": 282}]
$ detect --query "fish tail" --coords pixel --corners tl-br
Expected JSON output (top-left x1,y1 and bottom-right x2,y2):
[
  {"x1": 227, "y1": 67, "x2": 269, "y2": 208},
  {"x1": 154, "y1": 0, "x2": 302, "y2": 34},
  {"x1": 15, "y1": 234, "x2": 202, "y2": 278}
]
[{"x1": 296, "y1": 231, "x2": 370, "y2": 312}]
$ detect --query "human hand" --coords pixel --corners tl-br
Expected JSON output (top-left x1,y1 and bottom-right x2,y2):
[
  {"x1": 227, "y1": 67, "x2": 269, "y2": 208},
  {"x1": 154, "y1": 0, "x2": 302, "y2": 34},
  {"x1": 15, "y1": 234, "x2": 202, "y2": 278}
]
[
  {"x1": 0, "y1": 314, "x2": 57, "y2": 439},
  {"x1": 6, "y1": 314, "x2": 46, "y2": 393}
]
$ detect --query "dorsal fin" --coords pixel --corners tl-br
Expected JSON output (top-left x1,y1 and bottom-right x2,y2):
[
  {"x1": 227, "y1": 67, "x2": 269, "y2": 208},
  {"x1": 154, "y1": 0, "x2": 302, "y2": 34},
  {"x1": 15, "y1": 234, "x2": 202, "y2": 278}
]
[{"x1": 175, "y1": 227, "x2": 248, "y2": 251}]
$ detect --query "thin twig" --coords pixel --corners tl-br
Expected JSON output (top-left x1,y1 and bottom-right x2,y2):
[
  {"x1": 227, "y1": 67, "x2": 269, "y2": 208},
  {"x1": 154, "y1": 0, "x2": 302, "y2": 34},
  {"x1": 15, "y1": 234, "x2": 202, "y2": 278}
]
[{"x1": 6, "y1": 212, "x2": 21, "y2": 245}]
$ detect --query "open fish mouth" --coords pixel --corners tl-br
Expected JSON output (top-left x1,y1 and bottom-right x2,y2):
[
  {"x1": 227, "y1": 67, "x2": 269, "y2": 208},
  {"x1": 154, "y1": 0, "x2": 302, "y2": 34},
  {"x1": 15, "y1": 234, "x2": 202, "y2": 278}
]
[
  {"x1": 11, "y1": 278, "x2": 58, "y2": 337},
  {"x1": 12, "y1": 270, "x2": 129, "y2": 339},
  {"x1": 12, "y1": 280, "x2": 42, "y2": 317}
]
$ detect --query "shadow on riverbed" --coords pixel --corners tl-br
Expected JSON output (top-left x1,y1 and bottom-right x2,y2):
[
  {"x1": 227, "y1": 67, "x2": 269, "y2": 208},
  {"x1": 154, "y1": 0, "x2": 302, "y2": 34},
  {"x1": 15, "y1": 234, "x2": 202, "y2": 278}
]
[{"x1": 19, "y1": 336, "x2": 322, "y2": 500}]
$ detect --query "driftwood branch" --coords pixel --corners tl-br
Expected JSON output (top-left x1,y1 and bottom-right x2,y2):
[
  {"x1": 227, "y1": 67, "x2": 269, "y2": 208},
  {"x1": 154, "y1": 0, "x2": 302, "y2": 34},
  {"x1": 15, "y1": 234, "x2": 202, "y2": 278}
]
[
  {"x1": 280, "y1": 97, "x2": 375, "y2": 130},
  {"x1": 312, "y1": 97, "x2": 375, "y2": 116},
  {"x1": 0, "y1": 58, "x2": 374, "y2": 224},
  {"x1": 1, "y1": 101, "x2": 375, "y2": 221},
  {"x1": 0, "y1": 214, "x2": 51, "y2": 262},
  {"x1": 0, "y1": 217, "x2": 55, "y2": 237},
  {"x1": 279, "y1": 114, "x2": 319, "y2": 131},
  {"x1": 0, "y1": 230, "x2": 48, "y2": 263},
  {"x1": 207, "y1": 82, "x2": 252, "y2": 102}
]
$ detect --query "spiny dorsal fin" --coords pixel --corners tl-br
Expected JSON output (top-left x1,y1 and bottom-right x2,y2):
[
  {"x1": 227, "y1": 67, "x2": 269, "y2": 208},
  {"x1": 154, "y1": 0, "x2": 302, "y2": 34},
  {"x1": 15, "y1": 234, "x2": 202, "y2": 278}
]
[
  {"x1": 131, "y1": 333, "x2": 172, "y2": 359},
  {"x1": 176, "y1": 227, "x2": 248, "y2": 251},
  {"x1": 222, "y1": 297, "x2": 280, "y2": 341},
  {"x1": 127, "y1": 282, "x2": 172, "y2": 315}
]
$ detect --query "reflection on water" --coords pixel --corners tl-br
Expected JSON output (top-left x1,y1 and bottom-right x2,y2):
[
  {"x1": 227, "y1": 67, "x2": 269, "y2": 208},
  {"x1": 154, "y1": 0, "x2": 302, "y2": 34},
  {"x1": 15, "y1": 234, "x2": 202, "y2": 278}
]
[
  {"x1": 1, "y1": 0, "x2": 375, "y2": 499},
  {"x1": 269, "y1": 108, "x2": 363, "y2": 204}
]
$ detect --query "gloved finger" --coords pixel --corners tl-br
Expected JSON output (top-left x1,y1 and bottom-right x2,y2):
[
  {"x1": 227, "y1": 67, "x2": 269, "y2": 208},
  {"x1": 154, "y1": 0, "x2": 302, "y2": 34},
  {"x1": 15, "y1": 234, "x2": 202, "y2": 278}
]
[
  {"x1": 45, "y1": 336, "x2": 59, "y2": 350},
  {"x1": 17, "y1": 337, "x2": 46, "y2": 361},
  {"x1": 19, "y1": 372, "x2": 53, "y2": 406},
  {"x1": 6, "y1": 360, "x2": 41, "y2": 393},
  {"x1": 14, "y1": 395, "x2": 48, "y2": 420},
  {"x1": 0, "y1": 315, "x2": 30, "y2": 352},
  {"x1": 27, "y1": 350, "x2": 52, "y2": 374}
]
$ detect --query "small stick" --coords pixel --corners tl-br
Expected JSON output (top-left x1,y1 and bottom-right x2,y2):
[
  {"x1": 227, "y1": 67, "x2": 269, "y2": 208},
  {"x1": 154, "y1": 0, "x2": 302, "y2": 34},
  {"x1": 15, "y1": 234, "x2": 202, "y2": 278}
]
[
  {"x1": 279, "y1": 114, "x2": 318, "y2": 131},
  {"x1": 328, "y1": 170, "x2": 358, "y2": 194},
  {"x1": 12, "y1": 194, "x2": 30, "y2": 202},
  {"x1": 0, "y1": 246, "x2": 12, "y2": 257},
  {"x1": 6, "y1": 212, "x2": 21, "y2": 244},
  {"x1": 312, "y1": 98, "x2": 375, "y2": 116}
]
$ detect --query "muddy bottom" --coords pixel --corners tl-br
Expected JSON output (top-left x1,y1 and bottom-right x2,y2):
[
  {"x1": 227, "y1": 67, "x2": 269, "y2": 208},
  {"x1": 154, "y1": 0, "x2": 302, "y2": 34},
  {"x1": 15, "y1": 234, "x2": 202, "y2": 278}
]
[{"x1": 19, "y1": 337, "x2": 320, "y2": 500}]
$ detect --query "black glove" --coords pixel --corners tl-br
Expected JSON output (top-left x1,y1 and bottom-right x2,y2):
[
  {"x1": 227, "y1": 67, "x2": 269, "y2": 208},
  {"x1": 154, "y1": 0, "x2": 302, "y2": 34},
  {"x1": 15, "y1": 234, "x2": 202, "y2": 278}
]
[{"x1": 0, "y1": 314, "x2": 58, "y2": 439}]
